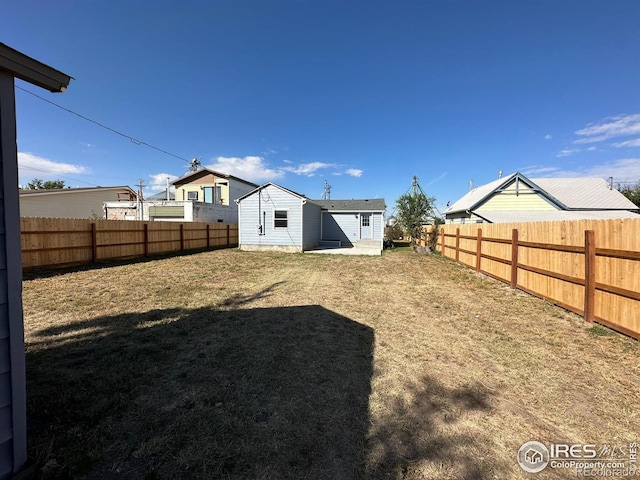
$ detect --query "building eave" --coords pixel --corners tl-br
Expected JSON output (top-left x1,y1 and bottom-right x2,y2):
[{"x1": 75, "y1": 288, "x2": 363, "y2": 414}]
[{"x1": 0, "y1": 42, "x2": 72, "y2": 92}]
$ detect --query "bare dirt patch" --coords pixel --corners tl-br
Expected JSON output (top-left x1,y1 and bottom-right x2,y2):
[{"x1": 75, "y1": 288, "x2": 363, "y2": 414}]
[{"x1": 23, "y1": 248, "x2": 639, "y2": 479}]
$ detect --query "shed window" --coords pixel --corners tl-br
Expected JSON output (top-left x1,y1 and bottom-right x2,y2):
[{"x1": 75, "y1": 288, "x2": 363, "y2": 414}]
[
  {"x1": 274, "y1": 210, "x2": 288, "y2": 228},
  {"x1": 361, "y1": 215, "x2": 370, "y2": 227},
  {"x1": 187, "y1": 191, "x2": 198, "y2": 201}
]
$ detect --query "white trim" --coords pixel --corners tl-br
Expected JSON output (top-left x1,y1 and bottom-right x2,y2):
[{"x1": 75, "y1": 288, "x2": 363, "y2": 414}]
[{"x1": 273, "y1": 208, "x2": 289, "y2": 230}]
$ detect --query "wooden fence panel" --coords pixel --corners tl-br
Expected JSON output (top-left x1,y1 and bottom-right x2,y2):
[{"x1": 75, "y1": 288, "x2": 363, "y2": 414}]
[
  {"x1": 20, "y1": 218, "x2": 238, "y2": 269},
  {"x1": 438, "y1": 218, "x2": 640, "y2": 340}
]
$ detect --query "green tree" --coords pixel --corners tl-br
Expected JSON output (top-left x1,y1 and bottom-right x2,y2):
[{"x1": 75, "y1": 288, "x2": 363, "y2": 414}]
[
  {"x1": 25, "y1": 178, "x2": 65, "y2": 190},
  {"x1": 620, "y1": 182, "x2": 640, "y2": 208},
  {"x1": 26, "y1": 178, "x2": 44, "y2": 190},
  {"x1": 394, "y1": 190, "x2": 436, "y2": 247}
]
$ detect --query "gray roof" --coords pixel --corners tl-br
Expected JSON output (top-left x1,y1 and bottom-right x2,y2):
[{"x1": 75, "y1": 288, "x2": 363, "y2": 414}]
[
  {"x1": 533, "y1": 177, "x2": 636, "y2": 209},
  {"x1": 312, "y1": 199, "x2": 386, "y2": 211},
  {"x1": 445, "y1": 172, "x2": 638, "y2": 213},
  {"x1": 145, "y1": 190, "x2": 175, "y2": 201},
  {"x1": 476, "y1": 210, "x2": 640, "y2": 223}
]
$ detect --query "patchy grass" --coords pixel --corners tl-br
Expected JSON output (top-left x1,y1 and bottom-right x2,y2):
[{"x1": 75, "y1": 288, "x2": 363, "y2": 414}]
[{"x1": 23, "y1": 248, "x2": 639, "y2": 479}]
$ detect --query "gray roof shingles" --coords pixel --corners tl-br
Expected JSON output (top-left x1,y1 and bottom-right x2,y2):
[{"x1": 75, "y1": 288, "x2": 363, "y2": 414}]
[{"x1": 312, "y1": 199, "x2": 386, "y2": 211}]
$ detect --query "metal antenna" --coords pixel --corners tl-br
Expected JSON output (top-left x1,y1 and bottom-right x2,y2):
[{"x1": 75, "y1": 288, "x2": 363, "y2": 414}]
[
  {"x1": 188, "y1": 157, "x2": 202, "y2": 172},
  {"x1": 322, "y1": 179, "x2": 332, "y2": 200}
]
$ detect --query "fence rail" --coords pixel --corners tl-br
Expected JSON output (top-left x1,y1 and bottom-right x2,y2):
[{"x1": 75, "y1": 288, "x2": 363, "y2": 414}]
[
  {"x1": 438, "y1": 219, "x2": 640, "y2": 340},
  {"x1": 21, "y1": 217, "x2": 238, "y2": 270}
]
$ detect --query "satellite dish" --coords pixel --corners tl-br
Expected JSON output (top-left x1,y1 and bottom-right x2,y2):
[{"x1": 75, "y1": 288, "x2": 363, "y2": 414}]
[{"x1": 188, "y1": 158, "x2": 202, "y2": 172}]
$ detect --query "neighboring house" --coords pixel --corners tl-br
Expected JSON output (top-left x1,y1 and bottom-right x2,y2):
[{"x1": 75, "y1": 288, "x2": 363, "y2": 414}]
[
  {"x1": 1, "y1": 41, "x2": 72, "y2": 478},
  {"x1": 105, "y1": 169, "x2": 257, "y2": 222},
  {"x1": 19, "y1": 186, "x2": 136, "y2": 219},
  {"x1": 173, "y1": 168, "x2": 258, "y2": 206},
  {"x1": 236, "y1": 182, "x2": 386, "y2": 253},
  {"x1": 444, "y1": 172, "x2": 640, "y2": 224}
]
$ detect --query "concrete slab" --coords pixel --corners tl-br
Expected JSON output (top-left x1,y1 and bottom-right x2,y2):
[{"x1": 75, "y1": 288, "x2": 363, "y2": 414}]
[{"x1": 305, "y1": 240, "x2": 382, "y2": 256}]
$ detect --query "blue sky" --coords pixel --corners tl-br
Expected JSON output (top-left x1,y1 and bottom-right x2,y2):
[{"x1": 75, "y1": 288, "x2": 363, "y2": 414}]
[{"x1": 4, "y1": 1, "x2": 640, "y2": 215}]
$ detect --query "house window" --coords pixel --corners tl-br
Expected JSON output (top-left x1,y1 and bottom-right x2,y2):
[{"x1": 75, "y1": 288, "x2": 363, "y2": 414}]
[
  {"x1": 460, "y1": 217, "x2": 466, "y2": 224},
  {"x1": 361, "y1": 215, "x2": 370, "y2": 227},
  {"x1": 187, "y1": 191, "x2": 198, "y2": 201},
  {"x1": 274, "y1": 210, "x2": 288, "y2": 228}
]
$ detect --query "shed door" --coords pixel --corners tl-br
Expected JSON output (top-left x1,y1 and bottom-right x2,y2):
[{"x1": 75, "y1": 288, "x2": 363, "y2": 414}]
[{"x1": 360, "y1": 213, "x2": 372, "y2": 239}]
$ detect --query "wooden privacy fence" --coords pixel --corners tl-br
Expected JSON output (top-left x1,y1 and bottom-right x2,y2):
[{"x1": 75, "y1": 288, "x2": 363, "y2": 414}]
[
  {"x1": 21, "y1": 217, "x2": 239, "y2": 270},
  {"x1": 438, "y1": 219, "x2": 640, "y2": 340}
]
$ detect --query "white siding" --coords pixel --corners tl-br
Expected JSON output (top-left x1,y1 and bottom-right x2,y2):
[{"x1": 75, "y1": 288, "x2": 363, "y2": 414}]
[
  {"x1": 372, "y1": 212, "x2": 384, "y2": 240},
  {"x1": 322, "y1": 212, "x2": 360, "y2": 244},
  {"x1": 302, "y1": 202, "x2": 322, "y2": 249},
  {"x1": 239, "y1": 185, "x2": 304, "y2": 251}
]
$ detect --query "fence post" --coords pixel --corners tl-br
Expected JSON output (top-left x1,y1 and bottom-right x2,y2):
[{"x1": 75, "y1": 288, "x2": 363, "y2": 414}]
[
  {"x1": 455, "y1": 228, "x2": 460, "y2": 262},
  {"x1": 180, "y1": 224, "x2": 184, "y2": 251},
  {"x1": 91, "y1": 222, "x2": 97, "y2": 263},
  {"x1": 143, "y1": 223, "x2": 148, "y2": 257},
  {"x1": 584, "y1": 230, "x2": 596, "y2": 322},
  {"x1": 476, "y1": 228, "x2": 482, "y2": 272},
  {"x1": 227, "y1": 224, "x2": 230, "y2": 246},
  {"x1": 440, "y1": 228, "x2": 445, "y2": 255},
  {"x1": 206, "y1": 224, "x2": 210, "y2": 248},
  {"x1": 510, "y1": 229, "x2": 519, "y2": 289}
]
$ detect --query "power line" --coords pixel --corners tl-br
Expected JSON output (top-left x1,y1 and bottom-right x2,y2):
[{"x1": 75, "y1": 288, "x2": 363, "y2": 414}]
[{"x1": 15, "y1": 85, "x2": 191, "y2": 163}]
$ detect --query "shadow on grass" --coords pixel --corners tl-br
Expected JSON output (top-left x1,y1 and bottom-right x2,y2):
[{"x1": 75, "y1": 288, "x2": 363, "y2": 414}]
[
  {"x1": 27, "y1": 298, "x2": 373, "y2": 479},
  {"x1": 22, "y1": 245, "x2": 238, "y2": 280},
  {"x1": 27, "y1": 284, "x2": 504, "y2": 479},
  {"x1": 365, "y1": 376, "x2": 502, "y2": 479}
]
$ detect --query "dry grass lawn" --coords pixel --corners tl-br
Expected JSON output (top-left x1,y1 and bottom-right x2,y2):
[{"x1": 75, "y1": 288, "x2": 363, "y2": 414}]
[{"x1": 22, "y1": 247, "x2": 639, "y2": 479}]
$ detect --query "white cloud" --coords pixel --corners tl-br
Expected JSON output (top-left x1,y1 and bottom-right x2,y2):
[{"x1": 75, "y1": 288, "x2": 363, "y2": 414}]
[
  {"x1": 148, "y1": 172, "x2": 179, "y2": 191},
  {"x1": 18, "y1": 152, "x2": 88, "y2": 177},
  {"x1": 587, "y1": 146, "x2": 597, "y2": 151},
  {"x1": 523, "y1": 158, "x2": 640, "y2": 180},
  {"x1": 613, "y1": 138, "x2": 640, "y2": 148},
  {"x1": 544, "y1": 134, "x2": 552, "y2": 140},
  {"x1": 574, "y1": 113, "x2": 640, "y2": 144},
  {"x1": 556, "y1": 148, "x2": 580, "y2": 157},
  {"x1": 204, "y1": 155, "x2": 361, "y2": 182},
  {"x1": 205, "y1": 156, "x2": 284, "y2": 183},
  {"x1": 521, "y1": 165, "x2": 562, "y2": 176},
  {"x1": 281, "y1": 162, "x2": 336, "y2": 176}
]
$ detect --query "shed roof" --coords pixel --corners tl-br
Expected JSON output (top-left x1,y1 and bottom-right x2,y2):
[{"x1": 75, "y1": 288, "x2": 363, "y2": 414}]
[{"x1": 312, "y1": 199, "x2": 386, "y2": 211}]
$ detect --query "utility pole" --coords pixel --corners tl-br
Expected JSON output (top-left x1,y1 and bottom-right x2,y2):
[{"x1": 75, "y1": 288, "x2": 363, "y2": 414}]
[{"x1": 137, "y1": 179, "x2": 145, "y2": 220}]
